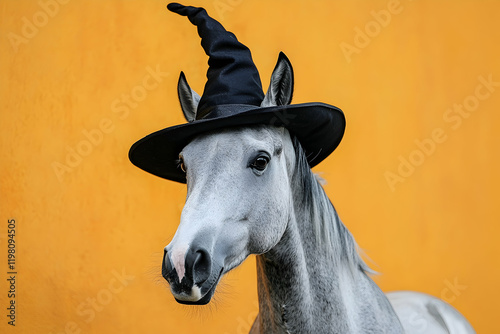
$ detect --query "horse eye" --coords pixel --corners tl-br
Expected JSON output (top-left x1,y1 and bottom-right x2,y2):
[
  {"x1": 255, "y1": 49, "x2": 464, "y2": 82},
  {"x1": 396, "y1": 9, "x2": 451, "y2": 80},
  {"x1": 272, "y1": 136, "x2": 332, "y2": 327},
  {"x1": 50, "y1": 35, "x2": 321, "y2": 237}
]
[{"x1": 251, "y1": 156, "x2": 270, "y2": 172}]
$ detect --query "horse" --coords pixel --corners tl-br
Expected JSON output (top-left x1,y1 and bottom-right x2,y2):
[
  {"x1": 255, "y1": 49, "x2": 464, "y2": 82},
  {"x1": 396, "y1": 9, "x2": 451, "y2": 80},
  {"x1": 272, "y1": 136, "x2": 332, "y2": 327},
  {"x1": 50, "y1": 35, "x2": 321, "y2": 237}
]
[{"x1": 160, "y1": 54, "x2": 476, "y2": 333}]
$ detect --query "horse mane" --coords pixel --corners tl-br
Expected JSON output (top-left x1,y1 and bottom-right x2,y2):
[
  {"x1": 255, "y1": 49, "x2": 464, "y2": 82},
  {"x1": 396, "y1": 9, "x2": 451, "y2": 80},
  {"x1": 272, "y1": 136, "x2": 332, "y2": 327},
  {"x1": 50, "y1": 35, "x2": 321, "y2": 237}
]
[{"x1": 290, "y1": 136, "x2": 372, "y2": 274}]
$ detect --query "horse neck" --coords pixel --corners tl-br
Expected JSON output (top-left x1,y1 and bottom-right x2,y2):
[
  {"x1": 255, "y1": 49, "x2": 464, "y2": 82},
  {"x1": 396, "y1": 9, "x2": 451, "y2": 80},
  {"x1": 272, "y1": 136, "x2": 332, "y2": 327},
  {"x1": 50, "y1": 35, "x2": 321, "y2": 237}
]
[{"x1": 254, "y1": 156, "x2": 401, "y2": 333}]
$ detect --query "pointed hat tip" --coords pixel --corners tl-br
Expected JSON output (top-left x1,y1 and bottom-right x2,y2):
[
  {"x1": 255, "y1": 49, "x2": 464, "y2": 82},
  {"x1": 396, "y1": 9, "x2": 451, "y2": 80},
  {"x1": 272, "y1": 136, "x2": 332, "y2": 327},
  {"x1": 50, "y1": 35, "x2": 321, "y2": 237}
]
[
  {"x1": 167, "y1": 3, "x2": 205, "y2": 19},
  {"x1": 166, "y1": 1, "x2": 264, "y2": 110},
  {"x1": 168, "y1": 3, "x2": 198, "y2": 16},
  {"x1": 167, "y1": 2, "x2": 183, "y2": 12}
]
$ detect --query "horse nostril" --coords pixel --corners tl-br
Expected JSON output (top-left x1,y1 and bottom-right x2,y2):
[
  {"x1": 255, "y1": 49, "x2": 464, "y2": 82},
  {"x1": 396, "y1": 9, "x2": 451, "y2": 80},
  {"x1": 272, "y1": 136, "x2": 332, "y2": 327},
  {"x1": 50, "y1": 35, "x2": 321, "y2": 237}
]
[
  {"x1": 190, "y1": 247, "x2": 211, "y2": 285},
  {"x1": 163, "y1": 246, "x2": 212, "y2": 288},
  {"x1": 162, "y1": 249, "x2": 174, "y2": 282}
]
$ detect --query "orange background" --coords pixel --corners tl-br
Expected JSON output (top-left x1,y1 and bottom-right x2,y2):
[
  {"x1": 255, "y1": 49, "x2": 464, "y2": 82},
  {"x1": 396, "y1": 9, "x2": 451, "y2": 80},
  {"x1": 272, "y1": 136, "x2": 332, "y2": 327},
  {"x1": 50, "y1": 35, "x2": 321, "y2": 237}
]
[{"x1": 1, "y1": 0, "x2": 499, "y2": 333}]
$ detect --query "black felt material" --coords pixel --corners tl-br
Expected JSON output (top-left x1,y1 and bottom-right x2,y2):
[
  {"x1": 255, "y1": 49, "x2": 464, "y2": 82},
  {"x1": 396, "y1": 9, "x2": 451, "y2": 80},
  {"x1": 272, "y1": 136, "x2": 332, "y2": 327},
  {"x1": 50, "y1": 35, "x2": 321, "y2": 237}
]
[
  {"x1": 129, "y1": 3, "x2": 346, "y2": 183},
  {"x1": 167, "y1": 3, "x2": 264, "y2": 117}
]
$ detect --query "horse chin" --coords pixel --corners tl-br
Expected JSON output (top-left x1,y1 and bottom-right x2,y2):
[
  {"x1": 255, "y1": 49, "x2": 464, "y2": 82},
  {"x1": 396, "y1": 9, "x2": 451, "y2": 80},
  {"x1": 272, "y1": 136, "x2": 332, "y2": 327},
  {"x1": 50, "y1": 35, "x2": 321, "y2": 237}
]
[
  {"x1": 174, "y1": 285, "x2": 215, "y2": 305},
  {"x1": 173, "y1": 267, "x2": 223, "y2": 305}
]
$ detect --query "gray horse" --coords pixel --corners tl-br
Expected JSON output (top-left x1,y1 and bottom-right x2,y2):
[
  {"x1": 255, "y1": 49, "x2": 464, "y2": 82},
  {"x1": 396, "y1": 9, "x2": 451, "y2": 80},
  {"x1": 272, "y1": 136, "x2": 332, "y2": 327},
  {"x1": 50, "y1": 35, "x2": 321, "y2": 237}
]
[
  {"x1": 163, "y1": 57, "x2": 475, "y2": 333},
  {"x1": 130, "y1": 4, "x2": 475, "y2": 333}
]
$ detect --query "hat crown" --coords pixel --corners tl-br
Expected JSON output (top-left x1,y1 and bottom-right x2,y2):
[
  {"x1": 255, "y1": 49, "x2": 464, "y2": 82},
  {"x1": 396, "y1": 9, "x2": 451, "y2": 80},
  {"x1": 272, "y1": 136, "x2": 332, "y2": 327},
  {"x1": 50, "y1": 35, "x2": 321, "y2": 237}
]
[
  {"x1": 129, "y1": 4, "x2": 346, "y2": 183},
  {"x1": 167, "y1": 3, "x2": 264, "y2": 119}
]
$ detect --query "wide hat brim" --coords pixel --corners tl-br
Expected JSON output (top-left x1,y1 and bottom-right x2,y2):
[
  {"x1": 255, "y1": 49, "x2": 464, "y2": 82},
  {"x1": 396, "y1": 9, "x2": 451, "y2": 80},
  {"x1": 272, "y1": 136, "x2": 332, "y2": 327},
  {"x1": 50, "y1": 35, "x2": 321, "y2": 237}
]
[{"x1": 129, "y1": 102, "x2": 345, "y2": 183}]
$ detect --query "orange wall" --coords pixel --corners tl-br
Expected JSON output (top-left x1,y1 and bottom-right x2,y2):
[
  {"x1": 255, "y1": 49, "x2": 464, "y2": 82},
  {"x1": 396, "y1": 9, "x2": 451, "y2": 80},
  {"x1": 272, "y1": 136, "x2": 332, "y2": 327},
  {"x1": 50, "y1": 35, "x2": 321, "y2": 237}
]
[{"x1": 1, "y1": 0, "x2": 499, "y2": 333}]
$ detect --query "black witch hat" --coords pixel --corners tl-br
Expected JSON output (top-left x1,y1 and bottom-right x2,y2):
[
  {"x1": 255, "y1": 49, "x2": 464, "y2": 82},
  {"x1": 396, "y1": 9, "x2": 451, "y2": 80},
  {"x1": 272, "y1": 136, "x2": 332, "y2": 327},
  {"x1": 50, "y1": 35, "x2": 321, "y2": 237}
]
[{"x1": 129, "y1": 3, "x2": 345, "y2": 183}]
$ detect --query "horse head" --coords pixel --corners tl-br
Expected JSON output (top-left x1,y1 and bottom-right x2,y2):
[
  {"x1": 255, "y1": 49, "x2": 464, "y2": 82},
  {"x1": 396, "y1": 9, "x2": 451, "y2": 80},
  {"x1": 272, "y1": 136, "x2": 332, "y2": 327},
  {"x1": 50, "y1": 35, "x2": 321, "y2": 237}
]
[{"x1": 163, "y1": 54, "x2": 295, "y2": 305}]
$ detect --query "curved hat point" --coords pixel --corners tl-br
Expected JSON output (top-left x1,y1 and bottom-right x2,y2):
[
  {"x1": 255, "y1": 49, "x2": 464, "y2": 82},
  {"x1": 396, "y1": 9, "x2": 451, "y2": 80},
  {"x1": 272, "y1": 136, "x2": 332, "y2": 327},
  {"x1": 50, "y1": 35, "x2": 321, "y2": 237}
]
[{"x1": 167, "y1": 2, "x2": 264, "y2": 117}]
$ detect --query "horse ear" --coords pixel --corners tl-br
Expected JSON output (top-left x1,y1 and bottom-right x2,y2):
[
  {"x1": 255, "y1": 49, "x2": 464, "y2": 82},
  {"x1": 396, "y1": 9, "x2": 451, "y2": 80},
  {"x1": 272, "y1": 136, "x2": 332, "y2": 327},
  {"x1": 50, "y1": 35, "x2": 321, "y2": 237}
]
[
  {"x1": 177, "y1": 71, "x2": 200, "y2": 122},
  {"x1": 261, "y1": 52, "x2": 294, "y2": 107}
]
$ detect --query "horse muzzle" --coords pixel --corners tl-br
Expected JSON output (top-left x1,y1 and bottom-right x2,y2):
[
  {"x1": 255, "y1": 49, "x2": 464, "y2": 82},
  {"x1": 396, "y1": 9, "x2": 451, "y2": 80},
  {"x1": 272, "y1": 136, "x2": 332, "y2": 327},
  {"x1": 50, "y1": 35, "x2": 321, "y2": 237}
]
[{"x1": 162, "y1": 246, "x2": 223, "y2": 305}]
